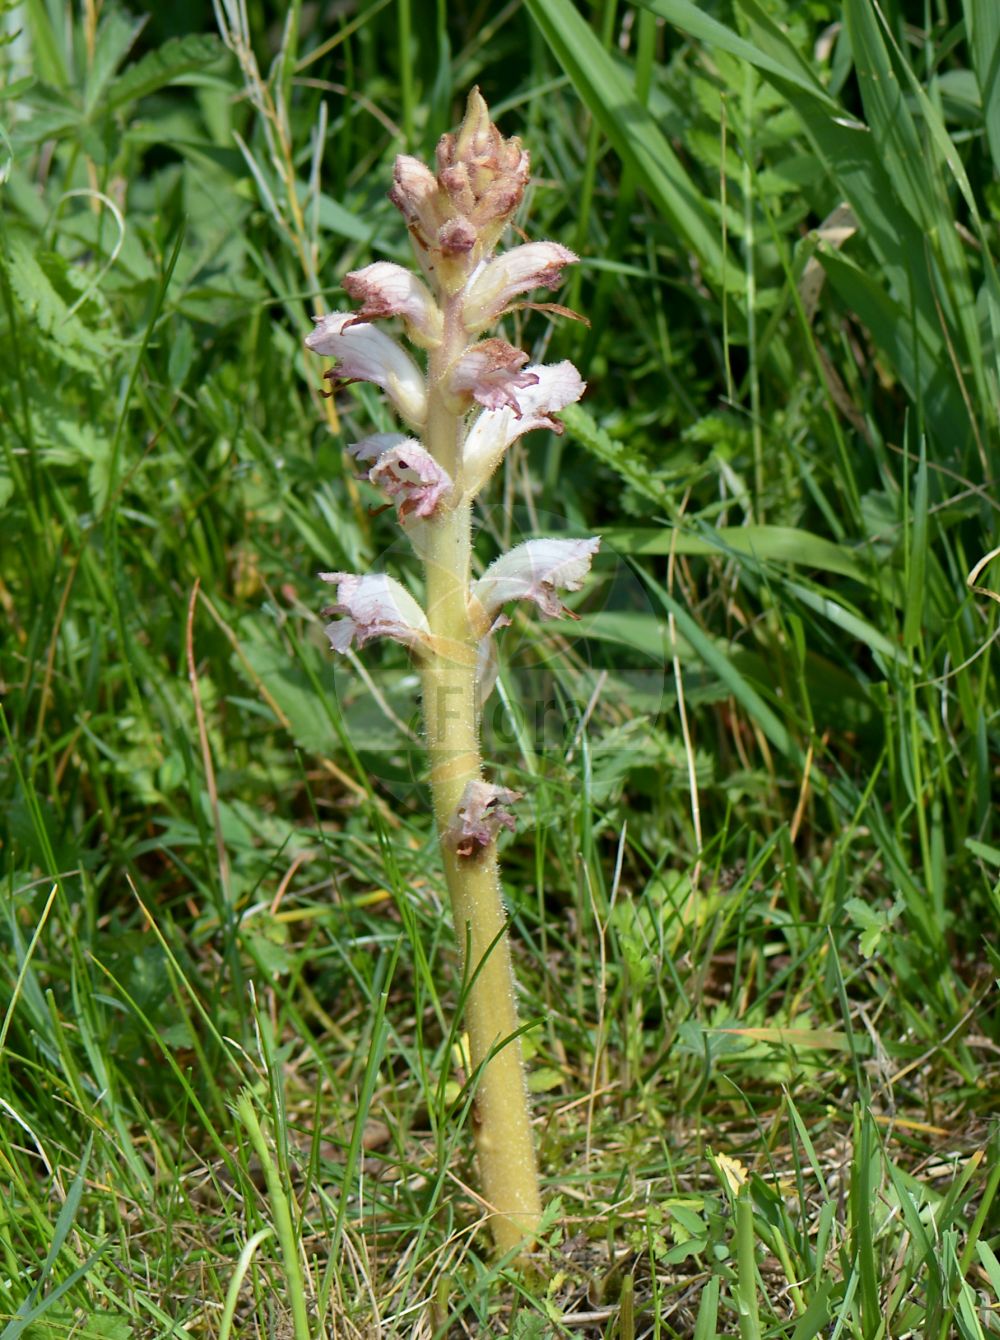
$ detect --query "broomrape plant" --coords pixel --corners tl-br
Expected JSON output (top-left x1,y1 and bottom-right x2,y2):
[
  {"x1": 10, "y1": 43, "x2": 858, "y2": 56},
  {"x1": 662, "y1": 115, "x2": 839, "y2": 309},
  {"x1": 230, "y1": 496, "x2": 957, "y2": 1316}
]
[{"x1": 305, "y1": 90, "x2": 598, "y2": 1255}]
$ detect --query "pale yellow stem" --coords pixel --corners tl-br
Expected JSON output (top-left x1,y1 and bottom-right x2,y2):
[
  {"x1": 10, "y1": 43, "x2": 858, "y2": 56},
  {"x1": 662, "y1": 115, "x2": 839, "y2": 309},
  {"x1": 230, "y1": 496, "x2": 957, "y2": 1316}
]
[{"x1": 417, "y1": 299, "x2": 542, "y2": 1255}]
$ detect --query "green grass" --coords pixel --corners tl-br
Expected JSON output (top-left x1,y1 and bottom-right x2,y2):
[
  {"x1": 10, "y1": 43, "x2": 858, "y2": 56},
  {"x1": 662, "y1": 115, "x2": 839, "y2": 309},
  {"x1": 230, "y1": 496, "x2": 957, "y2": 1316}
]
[{"x1": 2, "y1": 0, "x2": 999, "y2": 1334}]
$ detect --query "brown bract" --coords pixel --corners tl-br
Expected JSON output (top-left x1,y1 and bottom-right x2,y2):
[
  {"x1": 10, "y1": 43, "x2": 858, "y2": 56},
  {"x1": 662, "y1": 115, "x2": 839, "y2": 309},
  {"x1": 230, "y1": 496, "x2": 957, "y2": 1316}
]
[{"x1": 445, "y1": 780, "x2": 522, "y2": 858}]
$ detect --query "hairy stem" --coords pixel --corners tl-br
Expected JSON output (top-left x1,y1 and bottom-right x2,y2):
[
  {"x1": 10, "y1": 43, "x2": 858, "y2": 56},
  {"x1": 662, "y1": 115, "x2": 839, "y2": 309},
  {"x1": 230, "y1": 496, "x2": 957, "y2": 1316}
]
[{"x1": 418, "y1": 299, "x2": 542, "y2": 1254}]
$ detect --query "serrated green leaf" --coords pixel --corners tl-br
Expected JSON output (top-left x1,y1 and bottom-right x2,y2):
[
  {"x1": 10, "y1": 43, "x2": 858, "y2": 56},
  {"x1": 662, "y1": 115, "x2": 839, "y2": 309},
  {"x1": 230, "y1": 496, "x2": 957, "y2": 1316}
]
[
  {"x1": 24, "y1": 1316, "x2": 133, "y2": 1340},
  {"x1": 10, "y1": 85, "x2": 81, "y2": 147},
  {"x1": 4, "y1": 237, "x2": 106, "y2": 374},
  {"x1": 526, "y1": 1066, "x2": 564, "y2": 1094},
  {"x1": 844, "y1": 894, "x2": 903, "y2": 957},
  {"x1": 105, "y1": 33, "x2": 224, "y2": 112},
  {"x1": 843, "y1": 897, "x2": 881, "y2": 931},
  {"x1": 85, "y1": 10, "x2": 146, "y2": 113},
  {"x1": 561, "y1": 404, "x2": 668, "y2": 506},
  {"x1": 36, "y1": 417, "x2": 114, "y2": 508},
  {"x1": 234, "y1": 639, "x2": 343, "y2": 759},
  {"x1": 22, "y1": 0, "x2": 69, "y2": 89},
  {"x1": 0, "y1": 75, "x2": 36, "y2": 103},
  {"x1": 85, "y1": 1315, "x2": 132, "y2": 1339}
]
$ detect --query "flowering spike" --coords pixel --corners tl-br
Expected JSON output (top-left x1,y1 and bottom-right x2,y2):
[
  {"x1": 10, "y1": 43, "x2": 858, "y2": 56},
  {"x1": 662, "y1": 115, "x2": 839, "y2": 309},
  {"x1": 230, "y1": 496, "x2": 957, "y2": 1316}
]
[
  {"x1": 307, "y1": 88, "x2": 596, "y2": 1257},
  {"x1": 448, "y1": 88, "x2": 496, "y2": 178},
  {"x1": 388, "y1": 87, "x2": 530, "y2": 293}
]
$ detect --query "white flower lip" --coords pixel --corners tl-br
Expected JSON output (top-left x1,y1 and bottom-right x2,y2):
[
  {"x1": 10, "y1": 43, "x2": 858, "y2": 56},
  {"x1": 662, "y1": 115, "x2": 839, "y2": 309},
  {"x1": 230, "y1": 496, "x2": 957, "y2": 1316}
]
[
  {"x1": 306, "y1": 313, "x2": 427, "y2": 427},
  {"x1": 319, "y1": 571, "x2": 430, "y2": 654},
  {"x1": 448, "y1": 338, "x2": 540, "y2": 413},
  {"x1": 462, "y1": 360, "x2": 585, "y2": 491},
  {"x1": 462, "y1": 242, "x2": 578, "y2": 331},
  {"x1": 343, "y1": 262, "x2": 443, "y2": 348},
  {"x1": 369, "y1": 441, "x2": 453, "y2": 519},
  {"x1": 444, "y1": 779, "x2": 522, "y2": 857},
  {"x1": 472, "y1": 536, "x2": 601, "y2": 620}
]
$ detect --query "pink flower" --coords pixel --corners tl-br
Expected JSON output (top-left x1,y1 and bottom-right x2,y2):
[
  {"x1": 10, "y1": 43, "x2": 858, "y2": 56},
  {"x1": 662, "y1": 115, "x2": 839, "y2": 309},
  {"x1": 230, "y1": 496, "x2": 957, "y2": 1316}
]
[
  {"x1": 369, "y1": 442, "x2": 453, "y2": 519},
  {"x1": 319, "y1": 572, "x2": 430, "y2": 653},
  {"x1": 472, "y1": 537, "x2": 601, "y2": 620},
  {"x1": 342, "y1": 262, "x2": 443, "y2": 348},
  {"x1": 462, "y1": 242, "x2": 578, "y2": 332},
  {"x1": 447, "y1": 338, "x2": 540, "y2": 413},
  {"x1": 461, "y1": 361, "x2": 585, "y2": 491},
  {"x1": 444, "y1": 779, "x2": 521, "y2": 857},
  {"x1": 305, "y1": 313, "x2": 426, "y2": 427}
]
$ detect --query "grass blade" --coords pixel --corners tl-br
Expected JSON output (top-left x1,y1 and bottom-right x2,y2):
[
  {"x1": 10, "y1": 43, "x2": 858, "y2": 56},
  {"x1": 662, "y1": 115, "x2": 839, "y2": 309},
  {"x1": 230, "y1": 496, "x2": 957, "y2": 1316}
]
[
  {"x1": 524, "y1": 0, "x2": 730, "y2": 284},
  {"x1": 966, "y1": 0, "x2": 1000, "y2": 176},
  {"x1": 635, "y1": 561, "x2": 801, "y2": 763}
]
